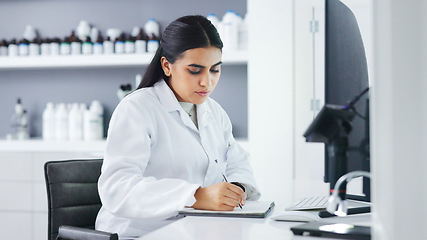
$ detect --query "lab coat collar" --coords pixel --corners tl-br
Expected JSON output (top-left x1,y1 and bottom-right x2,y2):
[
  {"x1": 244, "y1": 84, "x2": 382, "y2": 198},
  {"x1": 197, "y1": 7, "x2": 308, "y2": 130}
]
[
  {"x1": 196, "y1": 100, "x2": 214, "y2": 130},
  {"x1": 153, "y1": 79, "x2": 213, "y2": 130},
  {"x1": 153, "y1": 79, "x2": 181, "y2": 113}
]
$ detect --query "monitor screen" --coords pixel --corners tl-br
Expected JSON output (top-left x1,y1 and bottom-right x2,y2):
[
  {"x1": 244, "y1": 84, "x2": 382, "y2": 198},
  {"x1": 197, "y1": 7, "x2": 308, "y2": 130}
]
[{"x1": 324, "y1": 0, "x2": 370, "y2": 201}]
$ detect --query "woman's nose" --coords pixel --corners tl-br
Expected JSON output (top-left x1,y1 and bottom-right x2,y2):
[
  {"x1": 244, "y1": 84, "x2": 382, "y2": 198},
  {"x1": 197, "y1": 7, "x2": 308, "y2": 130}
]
[{"x1": 200, "y1": 72, "x2": 212, "y2": 87}]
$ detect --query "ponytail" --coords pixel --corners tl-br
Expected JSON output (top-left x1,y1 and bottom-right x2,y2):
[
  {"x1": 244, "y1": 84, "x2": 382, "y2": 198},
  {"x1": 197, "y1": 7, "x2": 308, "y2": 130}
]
[{"x1": 137, "y1": 46, "x2": 167, "y2": 89}]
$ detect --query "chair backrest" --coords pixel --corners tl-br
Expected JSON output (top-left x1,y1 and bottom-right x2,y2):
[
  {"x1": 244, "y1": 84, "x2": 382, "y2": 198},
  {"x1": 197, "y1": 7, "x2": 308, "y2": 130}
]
[{"x1": 44, "y1": 159, "x2": 103, "y2": 240}]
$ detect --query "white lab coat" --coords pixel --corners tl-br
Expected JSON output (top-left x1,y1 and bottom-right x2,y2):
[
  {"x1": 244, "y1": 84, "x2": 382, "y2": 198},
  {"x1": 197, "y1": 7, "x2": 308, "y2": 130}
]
[{"x1": 95, "y1": 79, "x2": 260, "y2": 239}]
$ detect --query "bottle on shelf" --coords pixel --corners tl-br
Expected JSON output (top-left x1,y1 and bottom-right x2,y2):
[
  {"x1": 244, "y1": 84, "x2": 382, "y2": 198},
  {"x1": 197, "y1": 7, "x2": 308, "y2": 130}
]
[
  {"x1": 135, "y1": 32, "x2": 147, "y2": 54},
  {"x1": 146, "y1": 37, "x2": 159, "y2": 53},
  {"x1": 76, "y1": 20, "x2": 91, "y2": 42},
  {"x1": 29, "y1": 38, "x2": 41, "y2": 56},
  {"x1": 144, "y1": 18, "x2": 160, "y2": 53},
  {"x1": 71, "y1": 38, "x2": 82, "y2": 55},
  {"x1": 10, "y1": 98, "x2": 29, "y2": 140},
  {"x1": 125, "y1": 34, "x2": 135, "y2": 54},
  {"x1": 8, "y1": 39, "x2": 18, "y2": 57},
  {"x1": 68, "y1": 103, "x2": 83, "y2": 141},
  {"x1": 18, "y1": 38, "x2": 30, "y2": 56},
  {"x1": 103, "y1": 36, "x2": 114, "y2": 54},
  {"x1": 42, "y1": 102, "x2": 56, "y2": 140},
  {"x1": 131, "y1": 27, "x2": 147, "y2": 54},
  {"x1": 131, "y1": 26, "x2": 141, "y2": 37},
  {"x1": 0, "y1": 39, "x2": 8, "y2": 56},
  {"x1": 90, "y1": 27, "x2": 99, "y2": 45},
  {"x1": 18, "y1": 110, "x2": 30, "y2": 140},
  {"x1": 23, "y1": 25, "x2": 39, "y2": 56},
  {"x1": 221, "y1": 10, "x2": 240, "y2": 52},
  {"x1": 55, "y1": 103, "x2": 69, "y2": 140},
  {"x1": 82, "y1": 36, "x2": 93, "y2": 55},
  {"x1": 50, "y1": 37, "x2": 61, "y2": 56},
  {"x1": 84, "y1": 100, "x2": 104, "y2": 141},
  {"x1": 60, "y1": 37, "x2": 71, "y2": 55},
  {"x1": 70, "y1": 31, "x2": 82, "y2": 55},
  {"x1": 23, "y1": 25, "x2": 38, "y2": 44},
  {"x1": 144, "y1": 18, "x2": 160, "y2": 38},
  {"x1": 93, "y1": 35, "x2": 104, "y2": 55},
  {"x1": 114, "y1": 33, "x2": 125, "y2": 54},
  {"x1": 40, "y1": 38, "x2": 51, "y2": 56},
  {"x1": 106, "y1": 28, "x2": 121, "y2": 43}
]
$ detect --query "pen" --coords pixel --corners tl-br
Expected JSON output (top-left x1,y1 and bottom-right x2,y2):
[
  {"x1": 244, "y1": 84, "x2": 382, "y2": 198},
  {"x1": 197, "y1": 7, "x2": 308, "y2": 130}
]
[{"x1": 215, "y1": 159, "x2": 243, "y2": 209}]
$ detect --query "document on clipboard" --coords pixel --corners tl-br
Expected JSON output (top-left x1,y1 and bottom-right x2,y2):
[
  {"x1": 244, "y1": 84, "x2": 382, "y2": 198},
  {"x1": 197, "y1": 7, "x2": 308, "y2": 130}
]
[{"x1": 178, "y1": 201, "x2": 275, "y2": 218}]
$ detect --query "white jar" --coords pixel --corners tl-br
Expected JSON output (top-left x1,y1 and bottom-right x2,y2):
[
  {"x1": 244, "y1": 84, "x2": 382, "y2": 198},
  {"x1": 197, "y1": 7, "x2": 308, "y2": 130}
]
[
  {"x1": 40, "y1": 40, "x2": 51, "y2": 56},
  {"x1": 147, "y1": 40, "x2": 159, "y2": 53},
  {"x1": 125, "y1": 39, "x2": 135, "y2": 54},
  {"x1": 8, "y1": 40, "x2": 18, "y2": 57},
  {"x1": 103, "y1": 37, "x2": 114, "y2": 54},
  {"x1": 144, "y1": 18, "x2": 160, "y2": 40},
  {"x1": 135, "y1": 39, "x2": 146, "y2": 54},
  {"x1": 50, "y1": 39, "x2": 60, "y2": 55},
  {"x1": 84, "y1": 100, "x2": 103, "y2": 141},
  {"x1": 93, "y1": 42, "x2": 103, "y2": 54},
  {"x1": 29, "y1": 42, "x2": 40, "y2": 56},
  {"x1": 114, "y1": 40, "x2": 124, "y2": 54},
  {"x1": 60, "y1": 40, "x2": 71, "y2": 55},
  {"x1": 55, "y1": 103, "x2": 69, "y2": 140},
  {"x1": 71, "y1": 41, "x2": 82, "y2": 55},
  {"x1": 82, "y1": 41, "x2": 93, "y2": 55},
  {"x1": 42, "y1": 102, "x2": 56, "y2": 140},
  {"x1": 18, "y1": 41, "x2": 29, "y2": 56},
  {"x1": 68, "y1": 103, "x2": 83, "y2": 141},
  {"x1": 221, "y1": 10, "x2": 240, "y2": 51},
  {"x1": 0, "y1": 40, "x2": 8, "y2": 56}
]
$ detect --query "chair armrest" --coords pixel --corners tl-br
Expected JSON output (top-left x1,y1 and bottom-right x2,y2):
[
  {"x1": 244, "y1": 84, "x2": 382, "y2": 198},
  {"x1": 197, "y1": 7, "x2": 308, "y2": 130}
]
[{"x1": 58, "y1": 225, "x2": 118, "y2": 240}]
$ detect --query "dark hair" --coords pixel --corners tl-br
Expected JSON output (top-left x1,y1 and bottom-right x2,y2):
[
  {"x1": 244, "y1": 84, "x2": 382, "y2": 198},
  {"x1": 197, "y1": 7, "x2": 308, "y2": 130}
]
[{"x1": 137, "y1": 15, "x2": 223, "y2": 89}]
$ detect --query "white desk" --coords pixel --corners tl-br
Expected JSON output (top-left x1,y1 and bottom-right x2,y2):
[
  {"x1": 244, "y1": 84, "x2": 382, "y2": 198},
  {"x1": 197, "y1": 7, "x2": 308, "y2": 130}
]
[{"x1": 141, "y1": 206, "x2": 371, "y2": 240}]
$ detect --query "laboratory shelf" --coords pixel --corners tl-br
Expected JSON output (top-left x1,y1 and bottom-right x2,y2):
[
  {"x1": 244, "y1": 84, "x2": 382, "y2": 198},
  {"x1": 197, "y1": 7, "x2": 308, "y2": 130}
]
[{"x1": 0, "y1": 50, "x2": 248, "y2": 70}]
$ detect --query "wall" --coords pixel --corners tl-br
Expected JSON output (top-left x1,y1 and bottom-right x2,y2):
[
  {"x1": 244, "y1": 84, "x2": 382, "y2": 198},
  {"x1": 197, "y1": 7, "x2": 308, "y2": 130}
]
[
  {"x1": 0, "y1": 0, "x2": 248, "y2": 139},
  {"x1": 372, "y1": 0, "x2": 427, "y2": 239},
  {"x1": 248, "y1": 0, "x2": 294, "y2": 207}
]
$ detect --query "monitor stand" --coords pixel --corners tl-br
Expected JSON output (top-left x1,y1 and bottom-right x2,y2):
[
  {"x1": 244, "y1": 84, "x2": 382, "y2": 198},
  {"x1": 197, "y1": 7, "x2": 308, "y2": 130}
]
[{"x1": 318, "y1": 206, "x2": 371, "y2": 218}]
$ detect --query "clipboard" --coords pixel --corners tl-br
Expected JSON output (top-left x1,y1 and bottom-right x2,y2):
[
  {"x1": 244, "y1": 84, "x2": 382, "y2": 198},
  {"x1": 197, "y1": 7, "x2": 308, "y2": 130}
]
[{"x1": 178, "y1": 201, "x2": 275, "y2": 218}]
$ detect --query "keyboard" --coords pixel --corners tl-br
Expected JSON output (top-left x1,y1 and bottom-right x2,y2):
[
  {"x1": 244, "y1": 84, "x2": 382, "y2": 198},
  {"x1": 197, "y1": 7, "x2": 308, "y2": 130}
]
[{"x1": 285, "y1": 196, "x2": 329, "y2": 211}]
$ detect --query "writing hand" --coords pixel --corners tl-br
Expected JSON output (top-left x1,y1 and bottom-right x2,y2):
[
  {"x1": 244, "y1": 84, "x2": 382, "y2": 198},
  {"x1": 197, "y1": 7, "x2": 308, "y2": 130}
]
[{"x1": 192, "y1": 182, "x2": 246, "y2": 211}]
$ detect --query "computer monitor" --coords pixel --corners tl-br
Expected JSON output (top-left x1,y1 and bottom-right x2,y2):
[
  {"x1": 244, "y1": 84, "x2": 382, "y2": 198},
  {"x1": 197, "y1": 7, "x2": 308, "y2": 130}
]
[{"x1": 324, "y1": 0, "x2": 370, "y2": 201}]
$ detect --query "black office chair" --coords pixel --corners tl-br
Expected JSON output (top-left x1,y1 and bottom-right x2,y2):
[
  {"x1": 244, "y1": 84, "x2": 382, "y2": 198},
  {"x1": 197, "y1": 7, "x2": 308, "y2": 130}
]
[{"x1": 44, "y1": 159, "x2": 118, "y2": 240}]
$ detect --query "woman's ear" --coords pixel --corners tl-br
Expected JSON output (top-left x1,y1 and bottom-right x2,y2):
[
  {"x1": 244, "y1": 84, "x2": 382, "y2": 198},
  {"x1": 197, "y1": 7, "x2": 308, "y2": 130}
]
[{"x1": 160, "y1": 57, "x2": 172, "y2": 77}]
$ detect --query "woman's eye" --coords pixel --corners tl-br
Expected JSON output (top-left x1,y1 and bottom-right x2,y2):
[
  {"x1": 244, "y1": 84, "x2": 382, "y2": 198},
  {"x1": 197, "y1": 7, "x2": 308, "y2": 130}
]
[
  {"x1": 188, "y1": 69, "x2": 201, "y2": 75},
  {"x1": 210, "y1": 69, "x2": 220, "y2": 73}
]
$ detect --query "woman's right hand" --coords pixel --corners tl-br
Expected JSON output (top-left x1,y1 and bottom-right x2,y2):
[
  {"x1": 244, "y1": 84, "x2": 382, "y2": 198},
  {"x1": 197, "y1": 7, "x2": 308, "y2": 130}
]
[{"x1": 191, "y1": 182, "x2": 246, "y2": 211}]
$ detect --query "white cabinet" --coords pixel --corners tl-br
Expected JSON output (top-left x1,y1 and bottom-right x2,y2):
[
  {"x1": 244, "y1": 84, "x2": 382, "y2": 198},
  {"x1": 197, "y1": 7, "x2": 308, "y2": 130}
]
[{"x1": 0, "y1": 147, "x2": 104, "y2": 240}]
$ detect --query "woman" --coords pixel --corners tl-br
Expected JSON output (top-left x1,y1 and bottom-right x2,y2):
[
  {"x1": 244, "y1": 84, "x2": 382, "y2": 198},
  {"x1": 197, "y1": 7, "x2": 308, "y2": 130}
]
[{"x1": 95, "y1": 15, "x2": 260, "y2": 239}]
